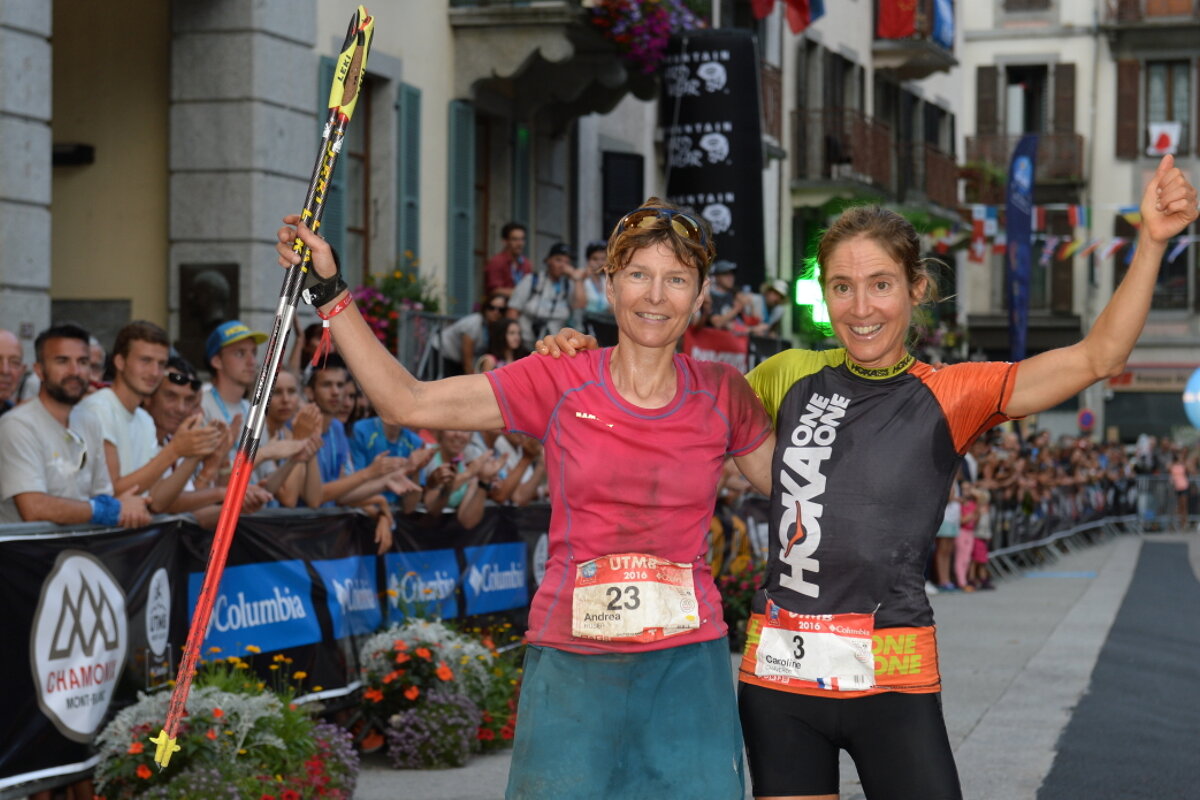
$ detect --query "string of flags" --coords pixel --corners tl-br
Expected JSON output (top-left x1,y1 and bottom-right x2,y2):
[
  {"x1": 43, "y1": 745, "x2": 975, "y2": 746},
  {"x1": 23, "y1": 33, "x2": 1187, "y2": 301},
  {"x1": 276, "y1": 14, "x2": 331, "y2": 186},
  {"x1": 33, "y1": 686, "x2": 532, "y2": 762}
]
[{"x1": 920, "y1": 202, "x2": 1194, "y2": 265}]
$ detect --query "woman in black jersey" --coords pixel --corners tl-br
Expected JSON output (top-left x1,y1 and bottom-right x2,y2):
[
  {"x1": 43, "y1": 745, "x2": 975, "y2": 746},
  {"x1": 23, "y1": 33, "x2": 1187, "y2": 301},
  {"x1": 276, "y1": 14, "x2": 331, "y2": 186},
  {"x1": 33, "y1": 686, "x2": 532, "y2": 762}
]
[{"x1": 537, "y1": 155, "x2": 1196, "y2": 800}]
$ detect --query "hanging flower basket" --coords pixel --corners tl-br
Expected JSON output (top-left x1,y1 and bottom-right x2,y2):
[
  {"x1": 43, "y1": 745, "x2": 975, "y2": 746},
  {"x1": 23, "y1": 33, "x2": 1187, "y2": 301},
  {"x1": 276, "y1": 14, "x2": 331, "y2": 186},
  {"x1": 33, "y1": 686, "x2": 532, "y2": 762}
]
[{"x1": 588, "y1": 0, "x2": 709, "y2": 74}]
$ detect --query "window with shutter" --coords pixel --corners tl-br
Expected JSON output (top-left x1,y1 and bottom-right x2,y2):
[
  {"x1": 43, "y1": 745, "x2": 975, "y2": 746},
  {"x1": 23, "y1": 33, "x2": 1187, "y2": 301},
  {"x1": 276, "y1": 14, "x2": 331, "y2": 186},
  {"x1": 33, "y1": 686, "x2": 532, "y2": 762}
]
[
  {"x1": 1146, "y1": 60, "x2": 1191, "y2": 155},
  {"x1": 1053, "y1": 63, "x2": 1075, "y2": 134},
  {"x1": 447, "y1": 100, "x2": 476, "y2": 316},
  {"x1": 396, "y1": 84, "x2": 421, "y2": 265},
  {"x1": 976, "y1": 66, "x2": 998, "y2": 136},
  {"x1": 1116, "y1": 60, "x2": 1140, "y2": 159}
]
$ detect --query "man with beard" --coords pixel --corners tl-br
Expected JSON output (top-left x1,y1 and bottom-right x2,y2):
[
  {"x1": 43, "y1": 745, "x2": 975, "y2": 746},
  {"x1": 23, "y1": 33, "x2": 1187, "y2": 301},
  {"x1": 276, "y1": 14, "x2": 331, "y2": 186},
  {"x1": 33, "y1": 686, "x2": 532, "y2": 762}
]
[
  {"x1": 0, "y1": 324, "x2": 150, "y2": 526},
  {"x1": 75, "y1": 321, "x2": 223, "y2": 514}
]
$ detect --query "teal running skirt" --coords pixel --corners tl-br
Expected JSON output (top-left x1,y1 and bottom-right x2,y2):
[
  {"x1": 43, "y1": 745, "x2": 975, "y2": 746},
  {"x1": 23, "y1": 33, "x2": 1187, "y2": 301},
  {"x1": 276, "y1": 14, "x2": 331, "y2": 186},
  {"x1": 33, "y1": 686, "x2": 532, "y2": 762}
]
[{"x1": 505, "y1": 638, "x2": 744, "y2": 799}]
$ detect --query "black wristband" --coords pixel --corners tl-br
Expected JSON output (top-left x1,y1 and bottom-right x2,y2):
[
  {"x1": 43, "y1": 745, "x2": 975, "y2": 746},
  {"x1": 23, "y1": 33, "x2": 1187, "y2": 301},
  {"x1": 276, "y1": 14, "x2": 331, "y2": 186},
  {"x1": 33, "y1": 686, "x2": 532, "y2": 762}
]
[{"x1": 302, "y1": 269, "x2": 349, "y2": 308}]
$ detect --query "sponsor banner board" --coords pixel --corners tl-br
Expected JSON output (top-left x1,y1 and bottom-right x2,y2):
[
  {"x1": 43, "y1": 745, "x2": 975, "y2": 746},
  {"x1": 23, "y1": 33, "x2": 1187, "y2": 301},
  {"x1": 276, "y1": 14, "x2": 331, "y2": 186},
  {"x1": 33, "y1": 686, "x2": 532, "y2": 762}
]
[
  {"x1": 187, "y1": 559, "x2": 322, "y2": 654},
  {"x1": 313, "y1": 555, "x2": 383, "y2": 639},
  {"x1": 463, "y1": 543, "x2": 529, "y2": 615},
  {"x1": 384, "y1": 549, "x2": 460, "y2": 623}
]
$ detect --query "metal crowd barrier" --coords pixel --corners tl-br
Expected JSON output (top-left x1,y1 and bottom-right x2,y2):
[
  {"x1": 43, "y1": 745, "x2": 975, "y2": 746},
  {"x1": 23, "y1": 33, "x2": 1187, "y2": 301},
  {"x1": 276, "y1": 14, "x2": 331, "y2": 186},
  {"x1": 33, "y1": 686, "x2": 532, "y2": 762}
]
[{"x1": 985, "y1": 476, "x2": 1196, "y2": 578}]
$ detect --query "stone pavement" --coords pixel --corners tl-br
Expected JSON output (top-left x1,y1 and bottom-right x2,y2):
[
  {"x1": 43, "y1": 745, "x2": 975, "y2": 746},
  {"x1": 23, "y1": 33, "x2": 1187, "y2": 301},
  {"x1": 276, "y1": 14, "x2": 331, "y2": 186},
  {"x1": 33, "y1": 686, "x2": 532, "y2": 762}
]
[{"x1": 354, "y1": 531, "x2": 1197, "y2": 800}]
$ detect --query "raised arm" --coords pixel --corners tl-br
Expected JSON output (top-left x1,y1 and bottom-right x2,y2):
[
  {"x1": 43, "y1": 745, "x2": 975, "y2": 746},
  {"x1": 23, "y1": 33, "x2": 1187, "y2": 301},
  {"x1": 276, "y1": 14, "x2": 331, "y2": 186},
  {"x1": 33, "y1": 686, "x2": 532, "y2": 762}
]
[
  {"x1": 276, "y1": 217, "x2": 504, "y2": 432},
  {"x1": 1006, "y1": 155, "x2": 1198, "y2": 418}
]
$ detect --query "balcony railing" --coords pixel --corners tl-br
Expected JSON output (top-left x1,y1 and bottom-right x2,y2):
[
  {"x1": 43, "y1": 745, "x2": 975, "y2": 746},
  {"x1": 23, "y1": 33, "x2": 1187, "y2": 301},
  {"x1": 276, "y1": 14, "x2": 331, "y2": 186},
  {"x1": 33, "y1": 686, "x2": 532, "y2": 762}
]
[
  {"x1": 1108, "y1": 0, "x2": 1199, "y2": 22},
  {"x1": 964, "y1": 133, "x2": 1085, "y2": 184},
  {"x1": 792, "y1": 108, "x2": 894, "y2": 192},
  {"x1": 899, "y1": 142, "x2": 958, "y2": 208},
  {"x1": 761, "y1": 62, "x2": 783, "y2": 142}
]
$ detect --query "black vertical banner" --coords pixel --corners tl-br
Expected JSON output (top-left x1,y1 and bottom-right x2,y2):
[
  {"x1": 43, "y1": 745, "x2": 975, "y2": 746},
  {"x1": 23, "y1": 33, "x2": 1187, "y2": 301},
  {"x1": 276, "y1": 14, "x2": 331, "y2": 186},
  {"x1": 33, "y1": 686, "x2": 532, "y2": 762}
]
[{"x1": 661, "y1": 30, "x2": 765, "y2": 289}]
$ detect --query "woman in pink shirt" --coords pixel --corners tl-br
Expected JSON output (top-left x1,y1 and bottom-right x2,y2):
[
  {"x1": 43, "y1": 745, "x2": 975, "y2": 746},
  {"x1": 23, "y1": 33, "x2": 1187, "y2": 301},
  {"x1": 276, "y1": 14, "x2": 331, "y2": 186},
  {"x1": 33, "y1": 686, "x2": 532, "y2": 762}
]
[{"x1": 278, "y1": 198, "x2": 774, "y2": 800}]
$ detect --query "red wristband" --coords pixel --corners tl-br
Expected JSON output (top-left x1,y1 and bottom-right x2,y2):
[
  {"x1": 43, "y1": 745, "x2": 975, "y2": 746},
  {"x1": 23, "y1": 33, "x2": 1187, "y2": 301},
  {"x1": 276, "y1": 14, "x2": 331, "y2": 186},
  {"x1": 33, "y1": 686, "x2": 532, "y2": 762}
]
[{"x1": 316, "y1": 291, "x2": 353, "y2": 321}]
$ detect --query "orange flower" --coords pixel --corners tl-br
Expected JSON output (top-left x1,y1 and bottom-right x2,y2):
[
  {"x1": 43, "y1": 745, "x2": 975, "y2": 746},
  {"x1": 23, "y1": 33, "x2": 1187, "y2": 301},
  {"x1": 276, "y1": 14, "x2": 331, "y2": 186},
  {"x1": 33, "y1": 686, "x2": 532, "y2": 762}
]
[
  {"x1": 394, "y1": 653, "x2": 410, "y2": 664},
  {"x1": 212, "y1": 708, "x2": 224, "y2": 718},
  {"x1": 382, "y1": 670, "x2": 405, "y2": 684},
  {"x1": 206, "y1": 729, "x2": 217, "y2": 740},
  {"x1": 481, "y1": 636, "x2": 496, "y2": 651},
  {"x1": 436, "y1": 662, "x2": 454, "y2": 682},
  {"x1": 393, "y1": 639, "x2": 408, "y2": 651},
  {"x1": 415, "y1": 647, "x2": 432, "y2": 660},
  {"x1": 364, "y1": 687, "x2": 384, "y2": 703},
  {"x1": 404, "y1": 685, "x2": 419, "y2": 701},
  {"x1": 136, "y1": 764, "x2": 153, "y2": 780},
  {"x1": 127, "y1": 741, "x2": 144, "y2": 755}
]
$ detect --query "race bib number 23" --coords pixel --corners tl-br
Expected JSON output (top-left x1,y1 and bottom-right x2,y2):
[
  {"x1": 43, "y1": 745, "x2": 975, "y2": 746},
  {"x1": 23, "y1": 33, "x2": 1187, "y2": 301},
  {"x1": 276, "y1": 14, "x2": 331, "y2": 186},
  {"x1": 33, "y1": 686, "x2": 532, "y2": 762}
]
[{"x1": 571, "y1": 553, "x2": 699, "y2": 643}]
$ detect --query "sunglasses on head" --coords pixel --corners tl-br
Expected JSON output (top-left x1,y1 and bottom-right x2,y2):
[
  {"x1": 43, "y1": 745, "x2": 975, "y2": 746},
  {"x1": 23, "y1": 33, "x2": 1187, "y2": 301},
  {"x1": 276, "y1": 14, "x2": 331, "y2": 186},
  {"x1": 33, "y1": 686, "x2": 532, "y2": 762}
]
[
  {"x1": 166, "y1": 371, "x2": 201, "y2": 391},
  {"x1": 614, "y1": 207, "x2": 709, "y2": 248}
]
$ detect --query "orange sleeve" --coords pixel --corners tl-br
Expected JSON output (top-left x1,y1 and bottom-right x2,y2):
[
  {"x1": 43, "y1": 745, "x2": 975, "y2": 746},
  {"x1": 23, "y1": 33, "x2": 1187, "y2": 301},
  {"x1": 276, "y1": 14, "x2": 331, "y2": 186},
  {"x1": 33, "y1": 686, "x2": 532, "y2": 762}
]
[{"x1": 915, "y1": 361, "x2": 1020, "y2": 454}]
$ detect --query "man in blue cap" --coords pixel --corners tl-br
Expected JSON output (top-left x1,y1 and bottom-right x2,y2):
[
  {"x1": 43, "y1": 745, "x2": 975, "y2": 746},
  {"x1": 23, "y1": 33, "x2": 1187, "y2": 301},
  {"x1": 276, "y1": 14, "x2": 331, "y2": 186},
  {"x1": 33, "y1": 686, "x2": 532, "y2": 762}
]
[{"x1": 200, "y1": 320, "x2": 267, "y2": 429}]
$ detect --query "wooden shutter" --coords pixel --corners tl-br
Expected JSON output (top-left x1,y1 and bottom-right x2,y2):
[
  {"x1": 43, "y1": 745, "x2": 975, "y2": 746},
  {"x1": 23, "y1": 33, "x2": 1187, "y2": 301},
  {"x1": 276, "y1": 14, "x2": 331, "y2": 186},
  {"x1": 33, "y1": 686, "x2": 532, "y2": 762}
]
[
  {"x1": 1116, "y1": 60, "x2": 1140, "y2": 159},
  {"x1": 976, "y1": 66, "x2": 998, "y2": 136},
  {"x1": 396, "y1": 83, "x2": 421, "y2": 264},
  {"x1": 1053, "y1": 63, "x2": 1075, "y2": 133},
  {"x1": 318, "y1": 57, "x2": 346, "y2": 260},
  {"x1": 447, "y1": 100, "x2": 476, "y2": 316},
  {"x1": 1049, "y1": 211, "x2": 1073, "y2": 313}
]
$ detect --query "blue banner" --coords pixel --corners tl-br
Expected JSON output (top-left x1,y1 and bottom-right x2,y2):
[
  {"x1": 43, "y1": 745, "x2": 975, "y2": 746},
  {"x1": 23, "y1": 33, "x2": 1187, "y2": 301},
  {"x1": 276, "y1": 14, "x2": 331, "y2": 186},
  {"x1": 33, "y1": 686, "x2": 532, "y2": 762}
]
[
  {"x1": 1005, "y1": 134, "x2": 1038, "y2": 361},
  {"x1": 312, "y1": 556, "x2": 382, "y2": 639},
  {"x1": 933, "y1": 0, "x2": 954, "y2": 50},
  {"x1": 463, "y1": 543, "x2": 528, "y2": 615},
  {"x1": 187, "y1": 559, "x2": 322, "y2": 654},
  {"x1": 384, "y1": 549, "x2": 460, "y2": 622}
]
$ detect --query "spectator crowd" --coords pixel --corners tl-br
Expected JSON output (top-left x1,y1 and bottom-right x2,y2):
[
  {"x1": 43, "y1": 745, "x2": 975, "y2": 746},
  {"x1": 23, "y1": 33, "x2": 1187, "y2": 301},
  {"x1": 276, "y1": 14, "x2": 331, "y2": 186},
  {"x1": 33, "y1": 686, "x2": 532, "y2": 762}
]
[{"x1": 0, "y1": 317, "x2": 549, "y2": 540}]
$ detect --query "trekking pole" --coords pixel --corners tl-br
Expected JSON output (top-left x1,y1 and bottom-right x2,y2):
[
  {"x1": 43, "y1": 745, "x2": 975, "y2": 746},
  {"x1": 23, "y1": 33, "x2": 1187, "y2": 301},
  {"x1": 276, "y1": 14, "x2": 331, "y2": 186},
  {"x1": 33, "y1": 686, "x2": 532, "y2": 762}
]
[{"x1": 151, "y1": 6, "x2": 375, "y2": 769}]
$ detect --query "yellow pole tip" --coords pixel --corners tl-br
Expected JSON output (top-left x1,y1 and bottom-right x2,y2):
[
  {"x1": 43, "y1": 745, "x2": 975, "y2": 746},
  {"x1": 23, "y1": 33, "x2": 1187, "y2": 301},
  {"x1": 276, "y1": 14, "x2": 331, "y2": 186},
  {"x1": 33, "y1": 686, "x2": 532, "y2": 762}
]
[{"x1": 149, "y1": 729, "x2": 181, "y2": 768}]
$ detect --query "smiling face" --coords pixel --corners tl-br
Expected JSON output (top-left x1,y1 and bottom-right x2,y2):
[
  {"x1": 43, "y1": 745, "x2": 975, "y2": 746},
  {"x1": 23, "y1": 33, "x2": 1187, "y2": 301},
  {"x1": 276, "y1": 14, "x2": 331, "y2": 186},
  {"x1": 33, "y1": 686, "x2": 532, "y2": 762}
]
[
  {"x1": 114, "y1": 340, "x2": 168, "y2": 399},
  {"x1": 823, "y1": 236, "x2": 926, "y2": 369},
  {"x1": 606, "y1": 244, "x2": 706, "y2": 351}
]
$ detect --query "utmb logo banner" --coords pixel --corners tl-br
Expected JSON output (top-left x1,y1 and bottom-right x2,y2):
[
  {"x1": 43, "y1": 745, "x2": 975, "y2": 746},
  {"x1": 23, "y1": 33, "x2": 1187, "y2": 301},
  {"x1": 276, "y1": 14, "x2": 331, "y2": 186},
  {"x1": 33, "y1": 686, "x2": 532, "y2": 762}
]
[{"x1": 188, "y1": 560, "x2": 321, "y2": 653}]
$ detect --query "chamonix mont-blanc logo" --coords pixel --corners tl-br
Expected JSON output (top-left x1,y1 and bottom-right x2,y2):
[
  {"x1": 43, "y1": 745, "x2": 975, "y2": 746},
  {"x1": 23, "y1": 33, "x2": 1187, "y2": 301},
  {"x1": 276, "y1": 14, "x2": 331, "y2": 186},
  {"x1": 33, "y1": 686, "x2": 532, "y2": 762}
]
[
  {"x1": 32, "y1": 550, "x2": 127, "y2": 742},
  {"x1": 145, "y1": 567, "x2": 171, "y2": 658}
]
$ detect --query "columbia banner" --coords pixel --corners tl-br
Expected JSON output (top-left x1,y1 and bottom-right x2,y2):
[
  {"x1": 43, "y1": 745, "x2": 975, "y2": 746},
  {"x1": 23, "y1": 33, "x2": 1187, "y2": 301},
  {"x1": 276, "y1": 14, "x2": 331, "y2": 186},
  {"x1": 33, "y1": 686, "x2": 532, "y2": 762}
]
[
  {"x1": 1005, "y1": 134, "x2": 1038, "y2": 361},
  {"x1": 661, "y1": 29, "x2": 766, "y2": 289}
]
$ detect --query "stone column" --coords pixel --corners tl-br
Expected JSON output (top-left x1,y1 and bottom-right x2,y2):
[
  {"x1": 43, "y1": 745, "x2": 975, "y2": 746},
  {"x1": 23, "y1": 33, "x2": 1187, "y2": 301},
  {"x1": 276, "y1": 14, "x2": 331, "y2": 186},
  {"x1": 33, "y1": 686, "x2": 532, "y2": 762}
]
[
  {"x1": 168, "y1": 0, "x2": 316, "y2": 364},
  {"x1": 0, "y1": 0, "x2": 52, "y2": 359}
]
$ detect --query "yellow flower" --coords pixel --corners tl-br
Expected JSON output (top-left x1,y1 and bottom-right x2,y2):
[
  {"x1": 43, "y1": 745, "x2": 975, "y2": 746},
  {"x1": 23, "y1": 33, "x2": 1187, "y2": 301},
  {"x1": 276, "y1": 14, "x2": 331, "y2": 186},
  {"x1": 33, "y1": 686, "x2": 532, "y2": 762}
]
[
  {"x1": 293, "y1": 671, "x2": 308, "y2": 680},
  {"x1": 245, "y1": 645, "x2": 261, "y2": 654},
  {"x1": 269, "y1": 664, "x2": 280, "y2": 671},
  {"x1": 238, "y1": 748, "x2": 246, "y2": 754},
  {"x1": 393, "y1": 270, "x2": 402, "y2": 279},
  {"x1": 386, "y1": 588, "x2": 398, "y2": 598},
  {"x1": 273, "y1": 654, "x2": 287, "y2": 662},
  {"x1": 256, "y1": 682, "x2": 265, "y2": 690},
  {"x1": 312, "y1": 685, "x2": 324, "y2": 692},
  {"x1": 208, "y1": 646, "x2": 222, "y2": 654},
  {"x1": 404, "y1": 250, "x2": 414, "y2": 259}
]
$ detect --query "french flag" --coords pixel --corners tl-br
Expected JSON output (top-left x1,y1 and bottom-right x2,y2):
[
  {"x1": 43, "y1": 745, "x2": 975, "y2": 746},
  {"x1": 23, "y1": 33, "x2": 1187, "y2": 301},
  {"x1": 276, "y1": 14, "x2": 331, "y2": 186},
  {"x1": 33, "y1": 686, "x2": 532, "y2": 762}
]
[{"x1": 751, "y1": 0, "x2": 826, "y2": 34}]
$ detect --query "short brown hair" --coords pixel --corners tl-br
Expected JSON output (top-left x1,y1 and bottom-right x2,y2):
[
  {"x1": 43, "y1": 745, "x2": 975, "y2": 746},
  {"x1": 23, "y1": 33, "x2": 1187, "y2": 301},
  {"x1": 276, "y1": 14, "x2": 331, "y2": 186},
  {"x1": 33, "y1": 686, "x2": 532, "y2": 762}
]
[
  {"x1": 113, "y1": 320, "x2": 170, "y2": 359},
  {"x1": 816, "y1": 205, "x2": 940, "y2": 304},
  {"x1": 605, "y1": 197, "x2": 717, "y2": 285}
]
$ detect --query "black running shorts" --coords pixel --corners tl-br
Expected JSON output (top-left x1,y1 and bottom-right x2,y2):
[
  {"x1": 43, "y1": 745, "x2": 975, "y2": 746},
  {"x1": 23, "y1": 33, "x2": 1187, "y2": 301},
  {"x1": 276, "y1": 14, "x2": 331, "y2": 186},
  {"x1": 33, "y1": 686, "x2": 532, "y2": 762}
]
[{"x1": 739, "y1": 683, "x2": 962, "y2": 799}]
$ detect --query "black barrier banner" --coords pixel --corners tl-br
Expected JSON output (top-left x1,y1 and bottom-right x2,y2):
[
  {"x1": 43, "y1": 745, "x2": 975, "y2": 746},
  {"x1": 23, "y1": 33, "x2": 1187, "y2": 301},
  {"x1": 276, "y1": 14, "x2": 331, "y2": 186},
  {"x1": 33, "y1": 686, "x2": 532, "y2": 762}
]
[
  {"x1": 0, "y1": 506, "x2": 552, "y2": 794},
  {"x1": 661, "y1": 29, "x2": 766, "y2": 289},
  {"x1": 0, "y1": 522, "x2": 185, "y2": 793}
]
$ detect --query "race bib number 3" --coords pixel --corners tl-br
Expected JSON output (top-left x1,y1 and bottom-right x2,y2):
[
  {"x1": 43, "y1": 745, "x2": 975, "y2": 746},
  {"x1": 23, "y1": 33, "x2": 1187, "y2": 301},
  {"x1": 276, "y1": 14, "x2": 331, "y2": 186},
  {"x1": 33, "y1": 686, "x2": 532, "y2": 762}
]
[
  {"x1": 754, "y1": 602, "x2": 875, "y2": 692},
  {"x1": 571, "y1": 553, "x2": 699, "y2": 643}
]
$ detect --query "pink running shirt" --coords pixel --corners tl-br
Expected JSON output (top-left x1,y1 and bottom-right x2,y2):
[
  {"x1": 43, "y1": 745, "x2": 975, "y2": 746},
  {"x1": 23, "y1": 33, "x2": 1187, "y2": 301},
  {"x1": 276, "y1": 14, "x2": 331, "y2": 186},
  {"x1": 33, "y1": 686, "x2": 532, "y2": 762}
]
[{"x1": 486, "y1": 347, "x2": 772, "y2": 654}]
